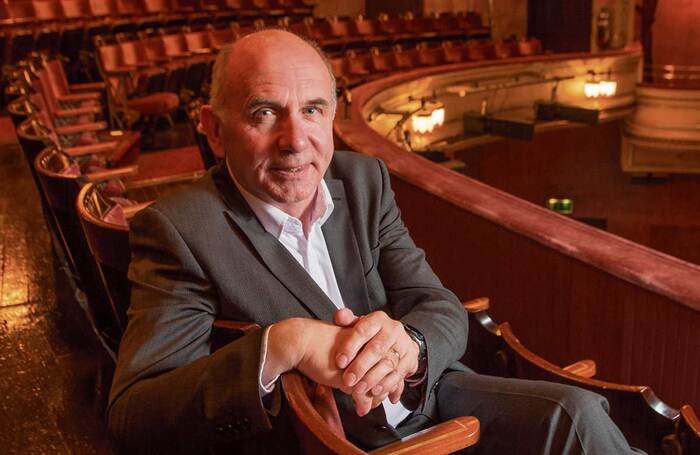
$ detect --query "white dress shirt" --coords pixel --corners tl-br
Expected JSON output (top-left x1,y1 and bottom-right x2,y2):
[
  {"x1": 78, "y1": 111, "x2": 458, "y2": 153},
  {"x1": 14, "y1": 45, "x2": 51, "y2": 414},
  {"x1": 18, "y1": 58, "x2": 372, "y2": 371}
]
[{"x1": 233, "y1": 177, "x2": 411, "y2": 427}]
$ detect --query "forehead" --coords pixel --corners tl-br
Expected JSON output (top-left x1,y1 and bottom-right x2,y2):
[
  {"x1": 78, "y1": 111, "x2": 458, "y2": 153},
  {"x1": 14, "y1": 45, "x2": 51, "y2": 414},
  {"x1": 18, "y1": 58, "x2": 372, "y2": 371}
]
[{"x1": 227, "y1": 40, "x2": 332, "y2": 106}]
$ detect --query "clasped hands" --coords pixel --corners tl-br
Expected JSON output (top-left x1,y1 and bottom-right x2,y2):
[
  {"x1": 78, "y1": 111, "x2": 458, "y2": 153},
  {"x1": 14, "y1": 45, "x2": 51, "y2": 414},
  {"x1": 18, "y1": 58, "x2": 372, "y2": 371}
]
[{"x1": 266, "y1": 309, "x2": 420, "y2": 416}]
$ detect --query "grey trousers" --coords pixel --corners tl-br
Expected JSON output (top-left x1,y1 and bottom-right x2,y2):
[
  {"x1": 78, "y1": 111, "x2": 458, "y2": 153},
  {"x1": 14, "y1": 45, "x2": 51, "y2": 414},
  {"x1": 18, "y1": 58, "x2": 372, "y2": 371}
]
[{"x1": 396, "y1": 371, "x2": 641, "y2": 455}]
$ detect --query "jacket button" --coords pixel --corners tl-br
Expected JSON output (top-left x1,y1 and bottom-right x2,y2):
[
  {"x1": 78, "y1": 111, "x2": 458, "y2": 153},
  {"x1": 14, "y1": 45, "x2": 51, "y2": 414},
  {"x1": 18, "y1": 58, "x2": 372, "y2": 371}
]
[{"x1": 375, "y1": 425, "x2": 390, "y2": 432}]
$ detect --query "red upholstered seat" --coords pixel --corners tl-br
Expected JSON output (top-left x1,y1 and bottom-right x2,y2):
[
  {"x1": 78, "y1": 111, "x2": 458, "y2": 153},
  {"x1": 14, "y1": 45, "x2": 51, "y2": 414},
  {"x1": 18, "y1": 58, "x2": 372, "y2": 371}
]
[{"x1": 127, "y1": 92, "x2": 179, "y2": 115}]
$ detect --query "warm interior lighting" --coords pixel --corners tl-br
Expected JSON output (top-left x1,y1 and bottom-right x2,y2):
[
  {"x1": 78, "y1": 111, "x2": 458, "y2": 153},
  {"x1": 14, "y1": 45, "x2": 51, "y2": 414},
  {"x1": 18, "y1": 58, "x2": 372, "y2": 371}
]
[
  {"x1": 598, "y1": 80, "x2": 617, "y2": 97},
  {"x1": 584, "y1": 70, "x2": 617, "y2": 98},
  {"x1": 110, "y1": 130, "x2": 124, "y2": 137},
  {"x1": 584, "y1": 81, "x2": 600, "y2": 98},
  {"x1": 411, "y1": 102, "x2": 445, "y2": 134}
]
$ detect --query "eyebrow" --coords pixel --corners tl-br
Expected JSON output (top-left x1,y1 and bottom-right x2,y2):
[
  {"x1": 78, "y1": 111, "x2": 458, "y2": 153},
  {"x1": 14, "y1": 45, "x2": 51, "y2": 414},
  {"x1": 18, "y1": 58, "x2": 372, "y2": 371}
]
[{"x1": 246, "y1": 96, "x2": 331, "y2": 111}]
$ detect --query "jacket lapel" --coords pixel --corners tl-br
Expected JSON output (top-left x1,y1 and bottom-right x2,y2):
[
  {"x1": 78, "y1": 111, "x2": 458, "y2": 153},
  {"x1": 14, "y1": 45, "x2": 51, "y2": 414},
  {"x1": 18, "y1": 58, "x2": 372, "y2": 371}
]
[
  {"x1": 213, "y1": 165, "x2": 337, "y2": 322},
  {"x1": 323, "y1": 179, "x2": 370, "y2": 317}
]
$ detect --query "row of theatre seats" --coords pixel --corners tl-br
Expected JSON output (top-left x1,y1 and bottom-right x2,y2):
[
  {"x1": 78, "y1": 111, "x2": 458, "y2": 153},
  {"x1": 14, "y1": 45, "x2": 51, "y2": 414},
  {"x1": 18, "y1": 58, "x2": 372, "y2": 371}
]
[
  {"x1": 331, "y1": 38, "x2": 543, "y2": 89},
  {"x1": 0, "y1": 0, "x2": 314, "y2": 69},
  {"x1": 5, "y1": 52, "x2": 700, "y2": 454}
]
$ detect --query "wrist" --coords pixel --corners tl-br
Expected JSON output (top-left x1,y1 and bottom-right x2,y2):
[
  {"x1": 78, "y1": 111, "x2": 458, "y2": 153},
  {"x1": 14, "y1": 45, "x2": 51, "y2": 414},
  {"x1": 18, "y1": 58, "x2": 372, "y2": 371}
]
[
  {"x1": 265, "y1": 319, "x2": 307, "y2": 379},
  {"x1": 403, "y1": 324, "x2": 427, "y2": 383}
]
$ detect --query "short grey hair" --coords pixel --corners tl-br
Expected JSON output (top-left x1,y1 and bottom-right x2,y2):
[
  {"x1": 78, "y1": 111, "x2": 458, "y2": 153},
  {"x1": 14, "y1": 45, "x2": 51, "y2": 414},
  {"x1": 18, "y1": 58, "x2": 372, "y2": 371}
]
[{"x1": 209, "y1": 28, "x2": 337, "y2": 117}]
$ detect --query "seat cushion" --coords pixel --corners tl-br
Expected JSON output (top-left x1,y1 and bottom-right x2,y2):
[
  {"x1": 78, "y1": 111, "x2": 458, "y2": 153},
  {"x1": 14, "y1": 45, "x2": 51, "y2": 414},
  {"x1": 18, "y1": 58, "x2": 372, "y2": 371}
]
[{"x1": 127, "y1": 93, "x2": 179, "y2": 115}]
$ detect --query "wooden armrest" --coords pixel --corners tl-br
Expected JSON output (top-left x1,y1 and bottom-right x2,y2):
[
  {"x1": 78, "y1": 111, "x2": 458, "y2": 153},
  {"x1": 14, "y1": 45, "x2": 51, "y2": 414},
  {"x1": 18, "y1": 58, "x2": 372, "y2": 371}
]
[
  {"x1": 562, "y1": 359, "x2": 597, "y2": 378},
  {"x1": 463, "y1": 297, "x2": 490, "y2": 313},
  {"x1": 63, "y1": 141, "x2": 117, "y2": 157},
  {"x1": 56, "y1": 121, "x2": 108, "y2": 135},
  {"x1": 105, "y1": 67, "x2": 136, "y2": 77},
  {"x1": 123, "y1": 201, "x2": 154, "y2": 219},
  {"x1": 70, "y1": 82, "x2": 106, "y2": 92},
  {"x1": 57, "y1": 92, "x2": 102, "y2": 103},
  {"x1": 681, "y1": 405, "x2": 700, "y2": 435},
  {"x1": 191, "y1": 48, "x2": 213, "y2": 55},
  {"x1": 55, "y1": 106, "x2": 103, "y2": 118},
  {"x1": 85, "y1": 165, "x2": 139, "y2": 182},
  {"x1": 371, "y1": 416, "x2": 479, "y2": 455}
]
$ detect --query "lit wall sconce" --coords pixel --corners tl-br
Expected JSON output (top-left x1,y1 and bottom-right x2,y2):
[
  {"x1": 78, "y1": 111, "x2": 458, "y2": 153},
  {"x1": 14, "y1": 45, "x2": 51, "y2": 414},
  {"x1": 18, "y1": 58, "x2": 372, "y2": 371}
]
[
  {"x1": 411, "y1": 101, "x2": 445, "y2": 134},
  {"x1": 546, "y1": 198, "x2": 574, "y2": 215},
  {"x1": 584, "y1": 70, "x2": 617, "y2": 98}
]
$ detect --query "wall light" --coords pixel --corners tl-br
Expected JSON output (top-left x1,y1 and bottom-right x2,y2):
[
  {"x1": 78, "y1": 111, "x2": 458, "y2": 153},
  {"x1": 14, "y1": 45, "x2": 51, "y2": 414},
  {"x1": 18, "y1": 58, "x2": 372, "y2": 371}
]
[
  {"x1": 411, "y1": 101, "x2": 445, "y2": 135},
  {"x1": 584, "y1": 70, "x2": 617, "y2": 98}
]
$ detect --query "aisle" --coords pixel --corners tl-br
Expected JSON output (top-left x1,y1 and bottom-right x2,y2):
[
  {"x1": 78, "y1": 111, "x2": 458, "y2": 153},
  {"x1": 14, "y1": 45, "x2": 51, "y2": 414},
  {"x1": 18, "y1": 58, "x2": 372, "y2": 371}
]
[{"x1": 0, "y1": 135, "x2": 112, "y2": 453}]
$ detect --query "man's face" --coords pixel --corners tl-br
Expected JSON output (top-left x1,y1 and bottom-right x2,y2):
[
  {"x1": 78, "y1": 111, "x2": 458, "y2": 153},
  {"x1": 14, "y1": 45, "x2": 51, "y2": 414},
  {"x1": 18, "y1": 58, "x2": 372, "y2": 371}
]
[{"x1": 206, "y1": 35, "x2": 336, "y2": 217}]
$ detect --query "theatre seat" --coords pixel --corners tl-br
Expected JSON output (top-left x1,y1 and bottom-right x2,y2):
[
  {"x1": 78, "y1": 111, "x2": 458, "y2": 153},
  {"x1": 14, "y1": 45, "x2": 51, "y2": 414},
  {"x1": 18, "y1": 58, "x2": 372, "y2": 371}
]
[{"x1": 463, "y1": 298, "x2": 679, "y2": 454}]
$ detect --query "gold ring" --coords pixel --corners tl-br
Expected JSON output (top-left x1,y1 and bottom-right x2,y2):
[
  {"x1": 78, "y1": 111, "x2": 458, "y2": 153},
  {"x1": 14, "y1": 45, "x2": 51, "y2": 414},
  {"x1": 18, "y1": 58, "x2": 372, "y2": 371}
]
[{"x1": 389, "y1": 348, "x2": 401, "y2": 360}]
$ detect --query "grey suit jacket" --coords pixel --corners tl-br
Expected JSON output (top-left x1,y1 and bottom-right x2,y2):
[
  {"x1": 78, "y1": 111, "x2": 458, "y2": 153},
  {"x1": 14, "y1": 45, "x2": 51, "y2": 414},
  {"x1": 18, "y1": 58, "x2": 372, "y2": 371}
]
[{"x1": 107, "y1": 150, "x2": 468, "y2": 453}]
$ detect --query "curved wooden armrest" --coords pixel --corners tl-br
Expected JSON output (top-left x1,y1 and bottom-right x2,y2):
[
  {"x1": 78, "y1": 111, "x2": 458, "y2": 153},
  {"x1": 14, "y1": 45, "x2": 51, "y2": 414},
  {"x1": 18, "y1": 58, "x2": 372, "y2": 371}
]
[
  {"x1": 463, "y1": 297, "x2": 490, "y2": 313},
  {"x1": 57, "y1": 92, "x2": 102, "y2": 103},
  {"x1": 123, "y1": 201, "x2": 155, "y2": 219},
  {"x1": 63, "y1": 141, "x2": 117, "y2": 157},
  {"x1": 70, "y1": 82, "x2": 106, "y2": 92},
  {"x1": 56, "y1": 121, "x2": 108, "y2": 135},
  {"x1": 85, "y1": 165, "x2": 139, "y2": 182},
  {"x1": 105, "y1": 66, "x2": 137, "y2": 77},
  {"x1": 371, "y1": 416, "x2": 479, "y2": 455},
  {"x1": 681, "y1": 405, "x2": 700, "y2": 436},
  {"x1": 55, "y1": 105, "x2": 103, "y2": 118},
  {"x1": 562, "y1": 359, "x2": 596, "y2": 378}
]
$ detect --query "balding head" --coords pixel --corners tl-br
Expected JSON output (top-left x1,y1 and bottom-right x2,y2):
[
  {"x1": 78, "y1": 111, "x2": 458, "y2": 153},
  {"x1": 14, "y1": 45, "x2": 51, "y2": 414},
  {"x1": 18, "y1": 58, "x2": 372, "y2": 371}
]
[{"x1": 209, "y1": 29, "x2": 336, "y2": 117}]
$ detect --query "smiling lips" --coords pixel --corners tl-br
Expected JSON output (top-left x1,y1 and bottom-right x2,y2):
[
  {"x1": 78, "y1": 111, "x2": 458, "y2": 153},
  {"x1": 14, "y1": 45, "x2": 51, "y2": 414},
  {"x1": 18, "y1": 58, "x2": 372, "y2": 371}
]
[{"x1": 271, "y1": 164, "x2": 310, "y2": 176}]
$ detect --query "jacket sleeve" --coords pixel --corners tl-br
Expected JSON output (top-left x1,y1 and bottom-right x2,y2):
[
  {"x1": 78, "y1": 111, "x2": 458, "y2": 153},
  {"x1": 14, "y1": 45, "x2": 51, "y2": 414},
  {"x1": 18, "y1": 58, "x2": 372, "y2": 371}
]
[
  {"x1": 107, "y1": 205, "x2": 273, "y2": 454},
  {"x1": 372, "y1": 158, "x2": 469, "y2": 411}
]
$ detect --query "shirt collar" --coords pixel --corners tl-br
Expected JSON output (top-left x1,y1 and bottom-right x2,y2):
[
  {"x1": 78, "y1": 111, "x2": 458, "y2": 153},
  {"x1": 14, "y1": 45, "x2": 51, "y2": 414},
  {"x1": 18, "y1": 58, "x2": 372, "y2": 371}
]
[{"x1": 228, "y1": 162, "x2": 334, "y2": 238}]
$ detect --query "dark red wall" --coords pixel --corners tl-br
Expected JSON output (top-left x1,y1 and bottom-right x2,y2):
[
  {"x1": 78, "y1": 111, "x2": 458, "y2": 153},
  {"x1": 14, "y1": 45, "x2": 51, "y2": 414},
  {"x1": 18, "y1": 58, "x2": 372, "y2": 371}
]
[{"x1": 455, "y1": 121, "x2": 700, "y2": 266}]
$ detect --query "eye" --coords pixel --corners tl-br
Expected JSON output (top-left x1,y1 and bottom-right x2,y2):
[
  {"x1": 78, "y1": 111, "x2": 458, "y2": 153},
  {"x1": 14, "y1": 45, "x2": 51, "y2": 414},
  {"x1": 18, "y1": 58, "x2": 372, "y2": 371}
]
[
  {"x1": 303, "y1": 106, "x2": 321, "y2": 115},
  {"x1": 256, "y1": 108, "x2": 275, "y2": 117}
]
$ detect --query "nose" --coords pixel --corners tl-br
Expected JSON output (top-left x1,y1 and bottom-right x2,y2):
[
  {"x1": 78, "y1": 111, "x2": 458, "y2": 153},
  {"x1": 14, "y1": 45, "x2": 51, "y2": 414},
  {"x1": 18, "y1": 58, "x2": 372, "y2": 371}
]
[{"x1": 277, "y1": 113, "x2": 309, "y2": 153}]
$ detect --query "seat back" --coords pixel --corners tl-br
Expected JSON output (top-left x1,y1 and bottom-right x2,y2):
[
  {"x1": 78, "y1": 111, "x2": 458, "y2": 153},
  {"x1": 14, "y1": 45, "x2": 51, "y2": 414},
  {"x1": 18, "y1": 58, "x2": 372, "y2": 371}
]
[
  {"x1": 416, "y1": 42, "x2": 443, "y2": 66},
  {"x1": 352, "y1": 15, "x2": 380, "y2": 38},
  {"x1": 32, "y1": 0, "x2": 63, "y2": 21},
  {"x1": 89, "y1": 0, "x2": 118, "y2": 17},
  {"x1": 60, "y1": 0, "x2": 91, "y2": 18}
]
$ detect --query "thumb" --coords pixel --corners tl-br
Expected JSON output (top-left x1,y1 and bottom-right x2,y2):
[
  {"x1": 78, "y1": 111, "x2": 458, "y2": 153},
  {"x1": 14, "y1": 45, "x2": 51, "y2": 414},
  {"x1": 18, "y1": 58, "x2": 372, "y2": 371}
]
[{"x1": 334, "y1": 308, "x2": 358, "y2": 327}]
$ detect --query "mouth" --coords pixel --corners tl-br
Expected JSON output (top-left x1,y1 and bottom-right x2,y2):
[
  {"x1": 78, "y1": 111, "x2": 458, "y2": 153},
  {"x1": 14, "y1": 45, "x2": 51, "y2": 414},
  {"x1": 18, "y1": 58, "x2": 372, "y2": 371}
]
[{"x1": 271, "y1": 164, "x2": 310, "y2": 176}]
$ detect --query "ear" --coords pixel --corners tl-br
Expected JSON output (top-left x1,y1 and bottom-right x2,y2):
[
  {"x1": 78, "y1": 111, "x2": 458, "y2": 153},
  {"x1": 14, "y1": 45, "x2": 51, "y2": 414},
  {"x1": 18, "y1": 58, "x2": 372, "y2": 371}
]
[{"x1": 199, "y1": 105, "x2": 226, "y2": 158}]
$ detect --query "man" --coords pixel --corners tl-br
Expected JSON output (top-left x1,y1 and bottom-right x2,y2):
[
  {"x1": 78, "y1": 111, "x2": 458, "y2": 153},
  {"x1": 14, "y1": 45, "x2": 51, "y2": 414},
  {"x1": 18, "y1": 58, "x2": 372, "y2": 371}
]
[{"x1": 108, "y1": 30, "x2": 638, "y2": 454}]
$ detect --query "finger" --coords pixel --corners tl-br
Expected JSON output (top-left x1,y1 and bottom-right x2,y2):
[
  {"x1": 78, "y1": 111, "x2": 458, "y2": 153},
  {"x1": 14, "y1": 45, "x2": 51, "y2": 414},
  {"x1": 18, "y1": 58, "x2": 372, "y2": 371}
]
[
  {"x1": 353, "y1": 388, "x2": 389, "y2": 416},
  {"x1": 336, "y1": 314, "x2": 385, "y2": 373},
  {"x1": 333, "y1": 308, "x2": 357, "y2": 327},
  {"x1": 389, "y1": 380, "x2": 405, "y2": 404},
  {"x1": 353, "y1": 391, "x2": 373, "y2": 417},
  {"x1": 340, "y1": 317, "x2": 404, "y2": 384},
  {"x1": 371, "y1": 369, "x2": 404, "y2": 401},
  {"x1": 351, "y1": 357, "x2": 395, "y2": 397}
]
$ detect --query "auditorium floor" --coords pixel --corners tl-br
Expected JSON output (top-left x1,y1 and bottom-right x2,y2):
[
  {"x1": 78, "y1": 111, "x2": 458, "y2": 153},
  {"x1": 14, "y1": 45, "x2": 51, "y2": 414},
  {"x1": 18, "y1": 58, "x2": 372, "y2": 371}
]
[{"x1": 0, "y1": 139, "x2": 113, "y2": 453}]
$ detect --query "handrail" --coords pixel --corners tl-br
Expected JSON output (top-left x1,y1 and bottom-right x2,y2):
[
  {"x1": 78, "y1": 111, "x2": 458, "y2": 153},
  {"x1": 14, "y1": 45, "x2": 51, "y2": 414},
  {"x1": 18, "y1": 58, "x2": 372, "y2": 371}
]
[
  {"x1": 642, "y1": 63, "x2": 700, "y2": 88},
  {"x1": 333, "y1": 48, "x2": 700, "y2": 313}
]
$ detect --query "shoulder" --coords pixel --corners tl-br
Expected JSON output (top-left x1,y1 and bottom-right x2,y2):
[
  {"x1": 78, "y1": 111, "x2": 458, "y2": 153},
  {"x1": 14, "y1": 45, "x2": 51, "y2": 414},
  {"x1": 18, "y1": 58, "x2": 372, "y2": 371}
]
[
  {"x1": 327, "y1": 150, "x2": 387, "y2": 184},
  {"x1": 132, "y1": 168, "x2": 224, "y2": 231}
]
